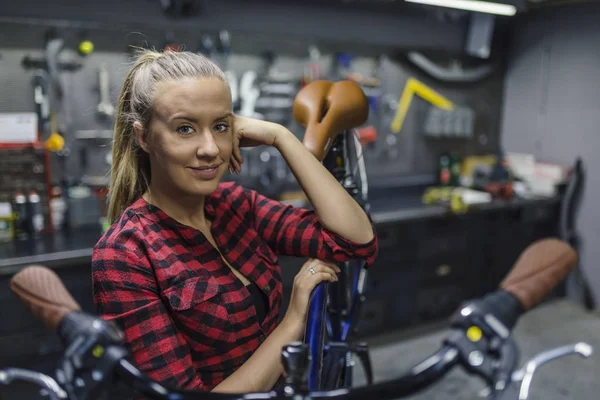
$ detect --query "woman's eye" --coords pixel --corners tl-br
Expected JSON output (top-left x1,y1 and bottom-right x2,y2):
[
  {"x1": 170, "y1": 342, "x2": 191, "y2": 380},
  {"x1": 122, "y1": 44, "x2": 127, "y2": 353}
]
[
  {"x1": 177, "y1": 125, "x2": 194, "y2": 136},
  {"x1": 214, "y1": 123, "x2": 230, "y2": 133}
]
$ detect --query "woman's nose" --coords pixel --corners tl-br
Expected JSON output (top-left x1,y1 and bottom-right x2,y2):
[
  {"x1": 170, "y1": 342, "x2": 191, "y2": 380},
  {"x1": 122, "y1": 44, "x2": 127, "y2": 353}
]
[{"x1": 196, "y1": 132, "x2": 220, "y2": 158}]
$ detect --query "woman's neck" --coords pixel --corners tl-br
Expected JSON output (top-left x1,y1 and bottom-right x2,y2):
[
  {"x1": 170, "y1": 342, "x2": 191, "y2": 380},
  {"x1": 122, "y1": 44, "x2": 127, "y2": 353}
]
[{"x1": 144, "y1": 185, "x2": 208, "y2": 231}]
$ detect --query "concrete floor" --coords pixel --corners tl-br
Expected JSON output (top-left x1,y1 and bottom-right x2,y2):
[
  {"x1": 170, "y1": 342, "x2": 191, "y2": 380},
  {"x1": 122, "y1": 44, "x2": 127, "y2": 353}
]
[{"x1": 353, "y1": 299, "x2": 600, "y2": 399}]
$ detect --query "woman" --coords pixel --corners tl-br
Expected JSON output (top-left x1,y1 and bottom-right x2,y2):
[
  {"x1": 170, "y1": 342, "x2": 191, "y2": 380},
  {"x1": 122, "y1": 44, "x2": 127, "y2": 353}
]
[{"x1": 92, "y1": 49, "x2": 378, "y2": 394}]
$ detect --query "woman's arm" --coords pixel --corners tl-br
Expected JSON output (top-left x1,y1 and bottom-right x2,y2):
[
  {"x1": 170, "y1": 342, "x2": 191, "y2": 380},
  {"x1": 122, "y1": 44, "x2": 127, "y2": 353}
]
[
  {"x1": 212, "y1": 316, "x2": 302, "y2": 393},
  {"x1": 214, "y1": 258, "x2": 338, "y2": 393},
  {"x1": 274, "y1": 128, "x2": 374, "y2": 244}
]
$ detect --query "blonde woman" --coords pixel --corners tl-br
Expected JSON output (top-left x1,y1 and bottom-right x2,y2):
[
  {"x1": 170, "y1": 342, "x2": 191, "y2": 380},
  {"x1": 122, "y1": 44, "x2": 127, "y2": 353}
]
[{"x1": 92, "y1": 49, "x2": 378, "y2": 393}]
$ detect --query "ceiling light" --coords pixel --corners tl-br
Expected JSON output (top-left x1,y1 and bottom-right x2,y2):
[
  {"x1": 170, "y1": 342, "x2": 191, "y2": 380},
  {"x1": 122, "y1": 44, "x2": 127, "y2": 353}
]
[{"x1": 405, "y1": 0, "x2": 517, "y2": 15}]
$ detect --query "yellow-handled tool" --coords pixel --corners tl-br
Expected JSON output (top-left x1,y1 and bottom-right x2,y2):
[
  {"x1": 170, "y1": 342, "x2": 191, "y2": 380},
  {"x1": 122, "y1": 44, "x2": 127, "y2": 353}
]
[{"x1": 391, "y1": 78, "x2": 454, "y2": 134}]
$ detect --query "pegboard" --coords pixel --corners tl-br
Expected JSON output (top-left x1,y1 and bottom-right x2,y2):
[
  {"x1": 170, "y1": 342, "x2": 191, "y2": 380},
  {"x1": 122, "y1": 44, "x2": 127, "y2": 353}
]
[{"x1": 0, "y1": 23, "x2": 506, "y2": 191}]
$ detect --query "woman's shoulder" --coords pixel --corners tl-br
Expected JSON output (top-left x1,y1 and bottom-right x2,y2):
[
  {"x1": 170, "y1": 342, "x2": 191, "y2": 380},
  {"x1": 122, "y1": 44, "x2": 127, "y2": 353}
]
[
  {"x1": 210, "y1": 181, "x2": 257, "y2": 206},
  {"x1": 213, "y1": 181, "x2": 249, "y2": 198},
  {"x1": 94, "y1": 198, "x2": 148, "y2": 253}
]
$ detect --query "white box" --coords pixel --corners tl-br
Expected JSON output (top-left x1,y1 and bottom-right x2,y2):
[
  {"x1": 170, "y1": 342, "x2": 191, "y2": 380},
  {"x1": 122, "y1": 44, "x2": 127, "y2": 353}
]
[{"x1": 0, "y1": 113, "x2": 38, "y2": 143}]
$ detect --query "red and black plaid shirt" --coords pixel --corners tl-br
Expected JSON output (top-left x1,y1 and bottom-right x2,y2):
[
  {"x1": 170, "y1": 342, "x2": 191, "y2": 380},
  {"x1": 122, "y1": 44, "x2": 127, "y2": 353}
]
[{"x1": 92, "y1": 182, "x2": 378, "y2": 391}]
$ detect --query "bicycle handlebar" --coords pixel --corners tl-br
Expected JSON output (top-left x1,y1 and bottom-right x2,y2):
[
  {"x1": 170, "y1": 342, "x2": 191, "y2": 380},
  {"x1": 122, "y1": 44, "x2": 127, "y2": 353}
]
[
  {"x1": 500, "y1": 238, "x2": 578, "y2": 311},
  {"x1": 7, "y1": 237, "x2": 578, "y2": 400},
  {"x1": 9, "y1": 264, "x2": 80, "y2": 331}
]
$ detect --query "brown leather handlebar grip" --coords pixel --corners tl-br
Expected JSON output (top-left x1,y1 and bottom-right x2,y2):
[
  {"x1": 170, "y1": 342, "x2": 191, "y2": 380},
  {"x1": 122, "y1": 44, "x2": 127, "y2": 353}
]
[
  {"x1": 10, "y1": 265, "x2": 81, "y2": 331},
  {"x1": 500, "y1": 238, "x2": 578, "y2": 311}
]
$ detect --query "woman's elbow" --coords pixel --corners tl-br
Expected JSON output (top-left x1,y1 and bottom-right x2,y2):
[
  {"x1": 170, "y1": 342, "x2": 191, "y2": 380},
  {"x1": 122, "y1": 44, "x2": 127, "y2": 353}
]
[{"x1": 355, "y1": 223, "x2": 376, "y2": 245}]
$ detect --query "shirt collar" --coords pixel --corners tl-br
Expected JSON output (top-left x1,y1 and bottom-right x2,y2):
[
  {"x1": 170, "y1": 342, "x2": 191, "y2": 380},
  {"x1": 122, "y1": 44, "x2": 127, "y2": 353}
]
[{"x1": 129, "y1": 193, "x2": 219, "y2": 235}]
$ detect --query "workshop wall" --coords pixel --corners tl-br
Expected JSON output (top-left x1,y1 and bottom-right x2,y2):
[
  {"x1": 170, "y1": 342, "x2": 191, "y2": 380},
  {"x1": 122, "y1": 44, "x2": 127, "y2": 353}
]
[
  {"x1": 0, "y1": 14, "x2": 507, "y2": 193},
  {"x1": 501, "y1": 3, "x2": 600, "y2": 301}
]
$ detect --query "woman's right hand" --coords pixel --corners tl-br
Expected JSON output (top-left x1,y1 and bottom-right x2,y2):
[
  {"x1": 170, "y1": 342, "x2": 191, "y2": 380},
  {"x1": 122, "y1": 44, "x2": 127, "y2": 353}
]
[{"x1": 283, "y1": 259, "x2": 340, "y2": 333}]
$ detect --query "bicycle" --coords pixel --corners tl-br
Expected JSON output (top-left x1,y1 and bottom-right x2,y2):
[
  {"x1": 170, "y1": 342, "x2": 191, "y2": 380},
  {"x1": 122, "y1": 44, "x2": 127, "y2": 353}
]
[
  {"x1": 293, "y1": 80, "x2": 372, "y2": 391},
  {"x1": 1, "y1": 237, "x2": 591, "y2": 400}
]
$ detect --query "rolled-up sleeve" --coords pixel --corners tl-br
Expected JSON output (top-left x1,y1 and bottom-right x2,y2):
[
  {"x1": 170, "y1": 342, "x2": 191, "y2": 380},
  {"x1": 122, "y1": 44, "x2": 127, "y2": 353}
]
[{"x1": 248, "y1": 188, "x2": 378, "y2": 267}]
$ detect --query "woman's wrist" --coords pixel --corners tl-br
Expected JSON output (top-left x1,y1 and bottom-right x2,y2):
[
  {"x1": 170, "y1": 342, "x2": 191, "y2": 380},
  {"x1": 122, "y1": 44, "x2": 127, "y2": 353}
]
[
  {"x1": 272, "y1": 126, "x2": 297, "y2": 151},
  {"x1": 279, "y1": 313, "x2": 305, "y2": 340}
]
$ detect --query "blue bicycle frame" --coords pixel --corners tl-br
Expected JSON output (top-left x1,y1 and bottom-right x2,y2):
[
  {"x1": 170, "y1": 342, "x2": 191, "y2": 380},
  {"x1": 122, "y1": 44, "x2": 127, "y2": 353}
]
[{"x1": 303, "y1": 130, "x2": 370, "y2": 391}]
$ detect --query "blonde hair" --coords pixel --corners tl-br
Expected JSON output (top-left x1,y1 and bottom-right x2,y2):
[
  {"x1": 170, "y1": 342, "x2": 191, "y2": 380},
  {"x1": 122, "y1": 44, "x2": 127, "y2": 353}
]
[{"x1": 107, "y1": 49, "x2": 226, "y2": 223}]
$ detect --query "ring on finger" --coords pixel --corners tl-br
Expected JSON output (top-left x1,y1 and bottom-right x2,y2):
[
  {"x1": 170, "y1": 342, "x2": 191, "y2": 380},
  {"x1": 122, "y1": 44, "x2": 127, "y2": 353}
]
[{"x1": 309, "y1": 267, "x2": 316, "y2": 275}]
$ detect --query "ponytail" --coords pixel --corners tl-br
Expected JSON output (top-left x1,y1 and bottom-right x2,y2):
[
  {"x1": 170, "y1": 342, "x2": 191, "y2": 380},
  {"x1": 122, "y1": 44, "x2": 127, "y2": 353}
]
[{"x1": 107, "y1": 51, "x2": 158, "y2": 223}]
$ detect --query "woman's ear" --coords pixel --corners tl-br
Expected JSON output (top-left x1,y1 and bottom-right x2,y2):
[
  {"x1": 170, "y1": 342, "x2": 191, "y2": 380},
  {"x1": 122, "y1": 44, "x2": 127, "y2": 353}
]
[{"x1": 133, "y1": 121, "x2": 149, "y2": 153}]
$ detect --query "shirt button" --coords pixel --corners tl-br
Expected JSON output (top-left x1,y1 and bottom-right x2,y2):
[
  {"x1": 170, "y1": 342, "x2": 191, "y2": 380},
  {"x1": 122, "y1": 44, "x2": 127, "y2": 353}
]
[
  {"x1": 263, "y1": 285, "x2": 271, "y2": 294},
  {"x1": 259, "y1": 334, "x2": 266, "y2": 343}
]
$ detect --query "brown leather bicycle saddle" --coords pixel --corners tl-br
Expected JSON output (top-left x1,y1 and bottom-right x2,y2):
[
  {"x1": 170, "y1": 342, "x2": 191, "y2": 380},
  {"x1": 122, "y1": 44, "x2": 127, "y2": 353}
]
[{"x1": 293, "y1": 80, "x2": 369, "y2": 161}]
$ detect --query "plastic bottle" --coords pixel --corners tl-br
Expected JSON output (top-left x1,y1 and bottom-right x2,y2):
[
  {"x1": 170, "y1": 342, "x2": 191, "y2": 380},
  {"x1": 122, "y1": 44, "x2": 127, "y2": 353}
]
[
  {"x1": 28, "y1": 190, "x2": 44, "y2": 236},
  {"x1": 14, "y1": 192, "x2": 29, "y2": 240},
  {"x1": 439, "y1": 154, "x2": 452, "y2": 186}
]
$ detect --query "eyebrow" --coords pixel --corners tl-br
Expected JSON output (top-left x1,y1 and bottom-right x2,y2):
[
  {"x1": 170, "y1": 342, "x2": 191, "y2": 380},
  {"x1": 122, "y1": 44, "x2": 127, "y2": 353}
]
[
  {"x1": 215, "y1": 112, "x2": 233, "y2": 121},
  {"x1": 170, "y1": 112, "x2": 233, "y2": 124}
]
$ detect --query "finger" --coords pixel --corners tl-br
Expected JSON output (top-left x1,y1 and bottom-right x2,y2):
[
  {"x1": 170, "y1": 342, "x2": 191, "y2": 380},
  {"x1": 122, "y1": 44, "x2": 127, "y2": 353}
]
[
  {"x1": 320, "y1": 265, "x2": 340, "y2": 277},
  {"x1": 311, "y1": 272, "x2": 338, "y2": 285},
  {"x1": 303, "y1": 264, "x2": 339, "y2": 282},
  {"x1": 321, "y1": 262, "x2": 341, "y2": 274},
  {"x1": 299, "y1": 258, "x2": 318, "y2": 274},
  {"x1": 307, "y1": 260, "x2": 340, "y2": 275},
  {"x1": 231, "y1": 157, "x2": 242, "y2": 174},
  {"x1": 230, "y1": 158, "x2": 238, "y2": 171},
  {"x1": 234, "y1": 145, "x2": 244, "y2": 166}
]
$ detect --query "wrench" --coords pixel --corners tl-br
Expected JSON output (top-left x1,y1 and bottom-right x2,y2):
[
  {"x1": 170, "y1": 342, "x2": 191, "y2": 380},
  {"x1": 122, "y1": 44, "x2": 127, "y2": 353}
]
[{"x1": 97, "y1": 63, "x2": 115, "y2": 117}]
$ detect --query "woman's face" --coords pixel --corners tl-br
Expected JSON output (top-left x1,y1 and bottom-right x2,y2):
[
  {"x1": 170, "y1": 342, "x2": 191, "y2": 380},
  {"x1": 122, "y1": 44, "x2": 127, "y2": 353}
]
[{"x1": 137, "y1": 77, "x2": 233, "y2": 198}]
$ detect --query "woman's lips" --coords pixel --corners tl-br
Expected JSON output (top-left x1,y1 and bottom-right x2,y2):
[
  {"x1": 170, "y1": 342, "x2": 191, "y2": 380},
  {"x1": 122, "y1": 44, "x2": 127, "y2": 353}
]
[{"x1": 187, "y1": 163, "x2": 222, "y2": 180}]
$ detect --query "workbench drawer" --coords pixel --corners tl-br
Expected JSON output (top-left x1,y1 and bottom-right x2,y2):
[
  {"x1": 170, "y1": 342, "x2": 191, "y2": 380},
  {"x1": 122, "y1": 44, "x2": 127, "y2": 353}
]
[{"x1": 416, "y1": 284, "x2": 471, "y2": 322}]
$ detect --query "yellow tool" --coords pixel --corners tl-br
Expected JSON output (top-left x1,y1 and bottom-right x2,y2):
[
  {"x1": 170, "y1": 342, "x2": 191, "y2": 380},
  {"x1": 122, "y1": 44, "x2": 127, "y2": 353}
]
[
  {"x1": 78, "y1": 40, "x2": 95, "y2": 56},
  {"x1": 44, "y1": 113, "x2": 65, "y2": 152},
  {"x1": 45, "y1": 132, "x2": 65, "y2": 152},
  {"x1": 390, "y1": 78, "x2": 455, "y2": 134},
  {"x1": 422, "y1": 186, "x2": 469, "y2": 214}
]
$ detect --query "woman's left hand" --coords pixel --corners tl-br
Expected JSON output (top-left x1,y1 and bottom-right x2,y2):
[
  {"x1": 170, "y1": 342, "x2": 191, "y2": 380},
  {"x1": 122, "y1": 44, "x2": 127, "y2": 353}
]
[{"x1": 229, "y1": 116, "x2": 288, "y2": 174}]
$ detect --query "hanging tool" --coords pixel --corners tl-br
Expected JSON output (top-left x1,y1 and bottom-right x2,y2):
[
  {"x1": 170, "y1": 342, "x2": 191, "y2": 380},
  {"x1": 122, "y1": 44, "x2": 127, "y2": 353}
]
[
  {"x1": 302, "y1": 45, "x2": 321, "y2": 86},
  {"x1": 45, "y1": 36, "x2": 67, "y2": 100},
  {"x1": 407, "y1": 52, "x2": 495, "y2": 83},
  {"x1": 162, "y1": 31, "x2": 182, "y2": 52},
  {"x1": 33, "y1": 70, "x2": 51, "y2": 140},
  {"x1": 217, "y1": 30, "x2": 238, "y2": 109},
  {"x1": 44, "y1": 113, "x2": 65, "y2": 153},
  {"x1": 198, "y1": 35, "x2": 214, "y2": 60},
  {"x1": 390, "y1": 77, "x2": 454, "y2": 134},
  {"x1": 97, "y1": 63, "x2": 115, "y2": 118},
  {"x1": 77, "y1": 31, "x2": 95, "y2": 56},
  {"x1": 238, "y1": 70, "x2": 263, "y2": 119}
]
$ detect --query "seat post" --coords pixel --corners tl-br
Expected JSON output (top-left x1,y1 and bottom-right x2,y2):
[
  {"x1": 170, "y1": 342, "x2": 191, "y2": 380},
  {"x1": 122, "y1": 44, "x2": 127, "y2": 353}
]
[{"x1": 322, "y1": 133, "x2": 346, "y2": 181}]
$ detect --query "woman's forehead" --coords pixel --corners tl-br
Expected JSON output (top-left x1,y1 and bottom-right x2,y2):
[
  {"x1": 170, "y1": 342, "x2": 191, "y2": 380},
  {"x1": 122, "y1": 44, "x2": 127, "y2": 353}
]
[{"x1": 153, "y1": 77, "x2": 232, "y2": 118}]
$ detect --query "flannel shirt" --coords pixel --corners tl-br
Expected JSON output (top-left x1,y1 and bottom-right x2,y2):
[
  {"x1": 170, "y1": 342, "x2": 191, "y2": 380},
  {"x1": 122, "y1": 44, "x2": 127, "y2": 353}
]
[{"x1": 92, "y1": 182, "x2": 378, "y2": 391}]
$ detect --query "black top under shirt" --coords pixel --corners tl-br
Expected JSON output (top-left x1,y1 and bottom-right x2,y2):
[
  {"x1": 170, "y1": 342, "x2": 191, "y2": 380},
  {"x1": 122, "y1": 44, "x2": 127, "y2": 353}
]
[{"x1": 246, "y1": 282, "x2": 269, "y2": 323}]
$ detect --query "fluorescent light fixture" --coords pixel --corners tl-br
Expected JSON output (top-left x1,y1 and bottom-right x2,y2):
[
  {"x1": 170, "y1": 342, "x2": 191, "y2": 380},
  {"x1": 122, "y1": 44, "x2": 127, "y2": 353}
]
[{"x1": 405, "y1": 0, "x2": 517, "y2": 16}]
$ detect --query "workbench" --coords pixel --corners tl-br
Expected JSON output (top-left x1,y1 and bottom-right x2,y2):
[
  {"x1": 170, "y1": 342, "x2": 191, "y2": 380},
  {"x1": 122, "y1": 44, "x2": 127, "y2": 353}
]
[{"x1": 0, "y1": 187, "x2": 563, "y2": 378}]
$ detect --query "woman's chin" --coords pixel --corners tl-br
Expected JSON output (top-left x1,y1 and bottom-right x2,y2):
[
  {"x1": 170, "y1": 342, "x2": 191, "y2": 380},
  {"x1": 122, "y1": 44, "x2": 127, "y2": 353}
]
[{"x1": 187, "y1": 175, "x2": 224, "y2": 196}]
